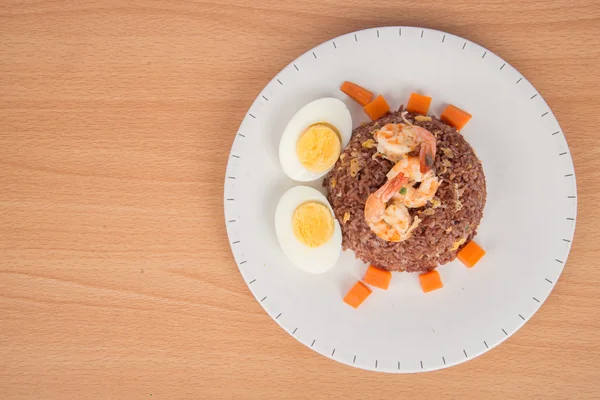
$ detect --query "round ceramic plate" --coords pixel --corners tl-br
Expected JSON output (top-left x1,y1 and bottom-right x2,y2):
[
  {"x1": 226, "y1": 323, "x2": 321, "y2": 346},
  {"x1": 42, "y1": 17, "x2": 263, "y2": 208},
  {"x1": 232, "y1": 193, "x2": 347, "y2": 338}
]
[{"x1": 224, "y1": 27, "x2": 577, "y2": 373}]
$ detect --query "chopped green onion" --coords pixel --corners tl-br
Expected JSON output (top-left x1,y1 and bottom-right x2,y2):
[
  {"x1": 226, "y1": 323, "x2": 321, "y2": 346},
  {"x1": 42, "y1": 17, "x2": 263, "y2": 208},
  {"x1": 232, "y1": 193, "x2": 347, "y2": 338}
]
[{"x1": 399, "y1": 187, "x2": 407, "y2": 195}]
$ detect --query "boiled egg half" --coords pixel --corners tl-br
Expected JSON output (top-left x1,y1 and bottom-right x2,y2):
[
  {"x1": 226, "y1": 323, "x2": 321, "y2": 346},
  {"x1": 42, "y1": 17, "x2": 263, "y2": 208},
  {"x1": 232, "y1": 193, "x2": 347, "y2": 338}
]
[
  {"x1": 279, "y1": 98, "x2": 352, "y2": 182},
  {"x1": 275, "y1": 186, "x2": 342, "y2": 273}
]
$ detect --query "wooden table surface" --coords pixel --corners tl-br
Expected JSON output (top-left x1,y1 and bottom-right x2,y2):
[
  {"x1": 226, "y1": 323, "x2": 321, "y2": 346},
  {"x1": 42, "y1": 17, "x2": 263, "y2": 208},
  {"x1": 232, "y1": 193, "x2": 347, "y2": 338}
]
[{"x1": 2, "y1": 1, "x2": 600, "y2": 399}]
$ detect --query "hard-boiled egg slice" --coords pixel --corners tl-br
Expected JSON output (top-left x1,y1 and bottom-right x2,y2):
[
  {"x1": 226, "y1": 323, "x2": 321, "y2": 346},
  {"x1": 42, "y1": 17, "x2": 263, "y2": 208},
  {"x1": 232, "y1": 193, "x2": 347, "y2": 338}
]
[
  {"x1": 274, "y1": 186, "x2": 342, "y2": 274},
  {"x1": 279, "y1": 98, "x2": 352, "y2": 182}
]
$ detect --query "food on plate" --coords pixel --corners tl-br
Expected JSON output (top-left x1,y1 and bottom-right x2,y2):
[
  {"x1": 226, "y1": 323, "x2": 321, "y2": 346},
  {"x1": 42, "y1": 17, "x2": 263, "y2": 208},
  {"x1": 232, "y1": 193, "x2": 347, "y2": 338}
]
[
  {"x1": 272, "y1": 83, "x2": 486, "y2": 300},
  {"x1": 457, "y1": 240, "x2": 486, "y2": 268},
  {"x1": 279, "y1": 98, "x2": 352, "y2": 182},
  {"x1": 364, "y1": 172, "x2": 416, "y2": 242},
  {"x1": 324, "y1": 93, "x2": 486, "y2": 272},
  {"x1": 440, "y1": 104, "x2": 472, "y2": 131},
  {"x1": 343, "y1": 280, "x2": 372, "y2": 308},
  {"x1": 293, "y1": 202, "x2": 334, "y2": 247},
  {"x1": 274, "y1": 185, "x2": 342, "y2": 273},
  {"x1": 374, "y1": 122, "x2": 437, "y2": 171},
  {"x1": 406, "y1": 92, "x2": 432, "y2": 115},
  {"x1": 419, "y1": 270, "x2": 443, "y2": 293},
  {"x1": 340, "y1": 81, "x2": 373, "y2": 106},
  {"x1": 363, "y1": 95, "x2": 390, "y2": 121},
  {"x1": 296, "y1": 124, "x2": 341, "y2": 173},
  {"x1": 363, "y1": 265, "x2": 392, "y2": 290}
]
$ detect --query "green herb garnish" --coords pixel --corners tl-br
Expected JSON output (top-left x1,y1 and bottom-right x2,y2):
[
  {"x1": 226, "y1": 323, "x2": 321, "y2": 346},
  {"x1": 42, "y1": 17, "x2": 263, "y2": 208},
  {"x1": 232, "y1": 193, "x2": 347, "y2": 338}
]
[{"x1": 399, "y1": 187, "x2": 407, "y2": 195}]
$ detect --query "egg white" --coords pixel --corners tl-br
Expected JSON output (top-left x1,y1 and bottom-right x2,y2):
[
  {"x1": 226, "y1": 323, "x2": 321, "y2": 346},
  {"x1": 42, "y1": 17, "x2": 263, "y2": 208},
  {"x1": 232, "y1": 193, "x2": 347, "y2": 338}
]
[
  {"x1": 279, "y1": 98, "x2": 352, "y2": 182},
  {"x1": 274, "y1": 186, "x2": 342, "y2": 274}
]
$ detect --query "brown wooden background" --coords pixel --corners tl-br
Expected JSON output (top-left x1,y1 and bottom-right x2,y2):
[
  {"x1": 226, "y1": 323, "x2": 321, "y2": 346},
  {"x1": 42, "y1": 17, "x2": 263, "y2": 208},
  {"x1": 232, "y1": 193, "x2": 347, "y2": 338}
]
[{"x1": 1, "y1": 0, "x2": 600, "y2": 398}]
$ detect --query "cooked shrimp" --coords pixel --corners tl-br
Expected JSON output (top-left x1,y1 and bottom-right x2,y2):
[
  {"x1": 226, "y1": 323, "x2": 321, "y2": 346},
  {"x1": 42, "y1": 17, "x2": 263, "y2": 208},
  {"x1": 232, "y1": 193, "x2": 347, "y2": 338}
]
[
  {"x1": 387, "y1": 156, "x2": 441, "y2": 208},
  {"x1": 402, "y1": 174, "x2": 441, "y2": 208},
  {"x1": 364, "y1": 173, "x2": 421, "y2": 242},
  {"x1": 374, "y1": 123, "x2": 437, "y2": 173},
  {"x1": 386, "y1": 155, "x2": 425, "y2": 182}
]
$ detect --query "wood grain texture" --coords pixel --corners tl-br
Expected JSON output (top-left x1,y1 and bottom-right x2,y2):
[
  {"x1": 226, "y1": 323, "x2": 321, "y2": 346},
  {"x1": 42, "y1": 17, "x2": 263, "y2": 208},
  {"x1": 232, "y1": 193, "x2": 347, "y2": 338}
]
[{"x1": 1, "y1": 0, "x2": 600, "y2": 398}]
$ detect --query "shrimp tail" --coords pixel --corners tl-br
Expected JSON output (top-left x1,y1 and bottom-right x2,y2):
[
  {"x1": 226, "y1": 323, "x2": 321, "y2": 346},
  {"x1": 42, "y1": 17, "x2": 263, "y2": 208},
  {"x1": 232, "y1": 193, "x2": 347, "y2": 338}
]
[
  {"x1": 419, "y1": 143, "x2": 435, "y2": 173},
  {"x1": 380, "y1": 173, "x2": 407, "y2": 202}
]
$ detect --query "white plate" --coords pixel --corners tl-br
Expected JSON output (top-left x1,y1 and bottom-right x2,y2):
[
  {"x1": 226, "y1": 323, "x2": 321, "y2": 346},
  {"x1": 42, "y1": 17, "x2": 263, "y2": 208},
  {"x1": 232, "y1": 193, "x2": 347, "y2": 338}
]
[{"x1": 224, "y1": 27, "x2": 577, "y2": 373}]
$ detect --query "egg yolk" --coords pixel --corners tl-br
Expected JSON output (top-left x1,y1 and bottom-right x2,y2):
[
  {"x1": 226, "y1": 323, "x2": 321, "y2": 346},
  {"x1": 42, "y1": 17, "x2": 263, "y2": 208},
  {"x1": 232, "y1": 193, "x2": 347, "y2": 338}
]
[
  {"x1": 296, "y1": 123, "x2": 341, "y2": 172},
  {"x1": 292, "y1": 202, "x2": 334, "y2": 248}
]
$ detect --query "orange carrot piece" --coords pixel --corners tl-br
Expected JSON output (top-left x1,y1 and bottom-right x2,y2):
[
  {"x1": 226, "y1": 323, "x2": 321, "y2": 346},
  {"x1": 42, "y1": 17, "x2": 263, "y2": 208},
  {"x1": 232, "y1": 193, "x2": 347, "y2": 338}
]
[
  {"x1": 340, "y1": 81, "x2": 373, "y2": 106},
  {"x1": 419, "y1": 270, "x2": 443, "y2": 293},
  {"x1": 440, "y1": 104, "x2": 472, "y2": 130},
  {"x1": 343, "y1": 281, "x2": 372, "y2": 309},
  {"x1": 406, "y1": 92, "x2": 432, "y2": 115},
  {"x1": 363, "y1": 265, "x2": 392, "y2": 290},
  {"x1": 457, "y1": 241, "x2": 486, "y2": 268},
  {"x1": 363, "y1": 95, "x2": 390, "y2": 121}
]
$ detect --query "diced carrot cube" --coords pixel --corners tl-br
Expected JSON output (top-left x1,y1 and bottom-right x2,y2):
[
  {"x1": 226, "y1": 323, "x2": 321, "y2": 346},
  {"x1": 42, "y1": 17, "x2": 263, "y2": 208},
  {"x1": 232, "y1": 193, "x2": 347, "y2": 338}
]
[
  {"x1": 363, "y1": 95, "x2": 390, "y2": 120},
  {"x1": 457, "y1": 241, "x2": 486, "y2": 268},
  {"x1": 340, "y1": 81, "x2": 373, "y2": 106},
  {"x1": 406, "y1": 92, "x2": 432, "y2": 115},
  {"x1": 419, "y1": 270, "x2": 443, "y2": 293},
  {"x1": 440, "y1": 104, "x2": 472, "y2": 130},
  {"x1": 363, "y1": 265, "x2": 393, "y2": 290},
  {"x1": 343, "y1": 281, "x2": 372, "y2": 309}
]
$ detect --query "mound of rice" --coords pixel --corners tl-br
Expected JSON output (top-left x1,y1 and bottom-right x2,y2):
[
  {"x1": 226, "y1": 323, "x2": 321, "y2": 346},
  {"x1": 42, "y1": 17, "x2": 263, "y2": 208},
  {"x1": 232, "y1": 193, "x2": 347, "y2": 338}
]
[{"x1": 323, "y1": 109, "x2": 487, "y2": 272}]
